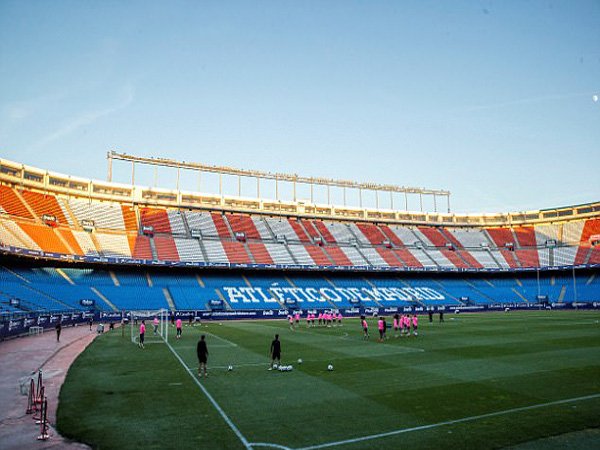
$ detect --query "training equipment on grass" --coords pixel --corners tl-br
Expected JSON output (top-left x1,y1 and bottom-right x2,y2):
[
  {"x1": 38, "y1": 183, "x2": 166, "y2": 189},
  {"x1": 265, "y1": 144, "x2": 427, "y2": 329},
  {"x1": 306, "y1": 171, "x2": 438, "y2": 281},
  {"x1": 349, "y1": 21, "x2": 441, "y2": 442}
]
[
  {"x1": 129, "y1": 309, "x2": 169, "y2": 345},
  {"x1": 327, "y1": 364, "x2": 334, "y2": 371}
]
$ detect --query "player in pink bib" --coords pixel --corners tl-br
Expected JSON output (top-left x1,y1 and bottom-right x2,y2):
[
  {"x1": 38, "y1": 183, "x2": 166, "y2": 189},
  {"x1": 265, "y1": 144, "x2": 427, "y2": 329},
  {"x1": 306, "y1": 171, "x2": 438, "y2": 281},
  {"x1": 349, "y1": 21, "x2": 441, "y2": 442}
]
[
  {"x1": 377, "y1": 317, "x2": 385, "y2": 341},
  {"x1": 153, "y1": 317, "x2": 159, "y2": 335},
  {"x1": 139, "y1": 321, "x2": 146, "y2": 348},
  {"x1": 412, "y1": 314, "x2": 418, "y2": 336},
  {"x1": 361, "y1": 315, "x2": 369, "y2": 340},
  {"x1": 176, "y1": 318, "x2": 182, "y2": 339},
  {"x1": 404, "y1": 315, "x2": 411, "y2": 337}
]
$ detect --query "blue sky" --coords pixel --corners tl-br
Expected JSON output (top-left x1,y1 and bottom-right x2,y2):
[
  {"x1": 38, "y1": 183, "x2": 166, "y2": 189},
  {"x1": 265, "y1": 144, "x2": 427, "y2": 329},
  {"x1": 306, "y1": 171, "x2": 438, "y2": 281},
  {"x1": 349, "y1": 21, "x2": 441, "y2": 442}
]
[{"x1": 1, "y1": 0, "x2": 598, "y2": 213}]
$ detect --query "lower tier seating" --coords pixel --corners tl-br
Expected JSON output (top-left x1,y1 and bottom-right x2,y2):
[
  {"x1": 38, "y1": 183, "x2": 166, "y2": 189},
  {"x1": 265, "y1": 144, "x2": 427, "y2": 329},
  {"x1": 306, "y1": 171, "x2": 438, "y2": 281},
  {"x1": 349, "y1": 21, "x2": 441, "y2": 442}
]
[{"x1": 2, "y1": 265, "x2": 597, "y2": 314}]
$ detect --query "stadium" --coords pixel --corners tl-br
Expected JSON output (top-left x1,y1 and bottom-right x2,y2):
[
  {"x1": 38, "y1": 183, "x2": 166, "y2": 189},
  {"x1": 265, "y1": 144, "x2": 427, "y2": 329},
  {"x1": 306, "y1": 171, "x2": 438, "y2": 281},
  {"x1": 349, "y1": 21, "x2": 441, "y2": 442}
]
[
  {"x1": 1, "y1": 2, "x2": 599, "y2": 450},
  {"x1": 0, "y1": 151, "x2": 599, "y2": 449}
]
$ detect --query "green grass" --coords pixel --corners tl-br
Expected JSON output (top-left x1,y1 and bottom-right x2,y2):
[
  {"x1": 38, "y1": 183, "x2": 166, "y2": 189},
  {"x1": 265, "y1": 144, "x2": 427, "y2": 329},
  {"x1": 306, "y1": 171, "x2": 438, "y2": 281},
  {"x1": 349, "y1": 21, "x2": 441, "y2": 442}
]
[{"x1": 57, "y1": 311, "x2": 600, "y2": 449}]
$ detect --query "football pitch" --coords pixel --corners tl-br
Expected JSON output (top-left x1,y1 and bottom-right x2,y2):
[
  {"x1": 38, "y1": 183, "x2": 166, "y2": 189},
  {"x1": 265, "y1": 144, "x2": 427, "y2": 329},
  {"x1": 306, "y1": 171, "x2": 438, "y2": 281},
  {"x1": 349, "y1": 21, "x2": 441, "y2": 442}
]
[{"x1": 57, "y1": 311, "x2": 600, "y2": 449}]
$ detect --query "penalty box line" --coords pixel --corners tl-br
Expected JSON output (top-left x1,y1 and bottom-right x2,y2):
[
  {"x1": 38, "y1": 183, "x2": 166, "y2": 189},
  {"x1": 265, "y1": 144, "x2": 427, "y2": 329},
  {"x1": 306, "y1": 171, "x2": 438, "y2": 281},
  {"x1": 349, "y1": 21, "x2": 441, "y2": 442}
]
[
  {"x1": 165, "y1": 340, "x2": 253, "y2": 450},
  {"x1": 297, "y1": 392, "x2": 600, "y2": 450}
]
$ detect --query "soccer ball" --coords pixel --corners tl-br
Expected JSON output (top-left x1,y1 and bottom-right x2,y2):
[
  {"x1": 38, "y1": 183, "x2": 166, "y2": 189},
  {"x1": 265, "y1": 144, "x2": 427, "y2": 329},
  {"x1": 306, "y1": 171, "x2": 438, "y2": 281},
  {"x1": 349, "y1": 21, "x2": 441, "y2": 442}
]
[
  {"x1": 288, "y1": 365, "x2": 293, "y2": 371},
  {"x1": 227, "y1": 365, "x2": 233, "y2": 371},
  {"x1": 327, "y1": 364, "x2": 334, "y2": 371},
  {"x1": 297, "y1": 358, "x2": 303, "y2": 364},
  {"x1": 273, "y1": 363, "x2": 278, "y2": 369}
]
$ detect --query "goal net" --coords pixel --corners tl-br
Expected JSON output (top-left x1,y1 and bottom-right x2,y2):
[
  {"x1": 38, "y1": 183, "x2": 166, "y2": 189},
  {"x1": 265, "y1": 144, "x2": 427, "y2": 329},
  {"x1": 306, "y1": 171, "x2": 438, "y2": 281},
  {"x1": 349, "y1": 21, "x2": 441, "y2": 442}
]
[{"x1": 128, "y1": 309, "x2": 169, "y2": 345}]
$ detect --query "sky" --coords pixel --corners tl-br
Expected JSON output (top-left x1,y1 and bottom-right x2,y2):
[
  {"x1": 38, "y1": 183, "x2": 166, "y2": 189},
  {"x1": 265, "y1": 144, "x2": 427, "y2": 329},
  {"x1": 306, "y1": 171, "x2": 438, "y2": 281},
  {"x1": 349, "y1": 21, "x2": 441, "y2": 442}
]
[{"x1": 1, "y1": 0, "x2": 599, "y2": 214}]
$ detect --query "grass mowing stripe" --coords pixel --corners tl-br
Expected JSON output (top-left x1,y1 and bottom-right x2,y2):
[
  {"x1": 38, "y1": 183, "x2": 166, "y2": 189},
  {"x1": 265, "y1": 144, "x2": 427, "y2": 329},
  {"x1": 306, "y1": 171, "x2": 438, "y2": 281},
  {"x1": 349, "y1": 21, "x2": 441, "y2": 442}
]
[
  {"x1": 297, "y1": 393, "x2": 600, "y2": 450},
  {"x1": 165, "y1": 339, "x2": 252, "y2": 450}
]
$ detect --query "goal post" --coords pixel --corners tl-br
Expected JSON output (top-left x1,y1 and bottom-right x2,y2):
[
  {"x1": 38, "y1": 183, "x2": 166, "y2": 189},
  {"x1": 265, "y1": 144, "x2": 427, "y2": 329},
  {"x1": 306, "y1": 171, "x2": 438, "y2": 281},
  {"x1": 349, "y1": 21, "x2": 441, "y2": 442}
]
[{"x1": 128, "y1": 309, "x2": 169, "y2": 345}]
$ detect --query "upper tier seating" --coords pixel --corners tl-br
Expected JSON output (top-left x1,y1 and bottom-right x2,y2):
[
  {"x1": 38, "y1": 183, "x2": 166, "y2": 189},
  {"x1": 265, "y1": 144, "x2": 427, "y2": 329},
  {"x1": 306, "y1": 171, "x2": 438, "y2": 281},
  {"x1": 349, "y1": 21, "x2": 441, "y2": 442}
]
[
  {"x1": 95, "y1": 233, "x2": 132, "y2": 258},
  {"x1": 1, "y1": 219, "x2": 41, "y2": 250},
  {"x1": 251, "y1": 217, "x2": 274, "y2": 240},
  {"x1": 202, "y1": 240, "x2": 230, "y2": 263},
  {"x1": 341, "y1": 246, "x2": 370, "y2": 266},
  {"x1": 154, "y1": 236, "x2": 179, "y2": 261},
  {"x1": 185, "y1": 211, "x2": 219, "y2": 237},
  {"x1": 285, "y1": 244, "x2": 314, "y2": 265},
  {"x1": 513, "y1": 226, "x2": 537, "y2": 248},
  {"x1": 71, "y1": 230, "x2": 100, "y2": 256},
  {"x1": 0, "y1": 185, "x2": 597, "y2": 271},
  {"x1": 68, "y1": 198, "x2": 126, "y2": 230},
  {"x1": 21, "y1": 190, "x2": 68, "y2": 224},
  {"x1": 292, "y1": 220, "x2": 313, "y2": 242},
  {"x1": 448, "y1": 228, "x2": 490, "y2": 248},
  {"x1": 211, "y1": 213, "x2": 232, "y2": 238},
  {"x1": 458, "y1": 250, "x2": 488, "y2": 268},
  {"x1": 226, "y1": 213, "x2": 261, "y2": 240},
  {"x1": 264, "y1": 243, "x2": 295, "y2": 264},
  {"x1": 265, "y1": 218, "x2": 300, "y2": 242},
  {"x1": 222, "y1": 241, "x2": 251, "y2": 264},
  {"x1": 313, "y1": 221, "x2": 336, "y2": 243},
  {"x1": 575, "y1": 219, "x2": 600, "y2": 264},
  {"x1": 357, "y1": 247, "x2": 386, "y2": 266},
  {"x1": 131, "y1": 235, "x2": 153, "y2": 259},
  {"x1": 418, "y1": 227, "x2": 448, "y2": 247},
  {"x1": 326, "y1": 222, "x2": 355, "y2": 244},
  {"x1": 16, "y1": 222, "x2": 70, "y2": 254},
  {"x1": 140, "y1": 208, "x2": 171, "y2": 233},
  {"x1": 247, "y1": 242, "x2": 274, "y2": 264},
  {"x1": 534, "y1": 224, "x2": 560, "y2": 246},
  {"x1": 167, "y1": 210, "x2": 186, "y2": 235},
  {"x1": 0, "y1": 186, "x2": 34, "y2": 219},
  {"x1": 174, "y1": 238, "x2": 204, "y2": 262},
  {"x1": 355, "y1": 223, "x2": 385, "y2": 245}
]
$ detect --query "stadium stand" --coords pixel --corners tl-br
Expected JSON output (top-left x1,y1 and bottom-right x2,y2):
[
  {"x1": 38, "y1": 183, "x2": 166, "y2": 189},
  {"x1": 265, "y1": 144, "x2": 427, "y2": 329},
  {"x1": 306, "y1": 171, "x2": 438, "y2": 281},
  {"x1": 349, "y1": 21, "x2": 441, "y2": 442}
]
[
  {"x1": 173, "y1": 237, "x2": 203, "y2": 262},
  {"x1": 140, "y1": 207, "x2": 171, "y2": 234},
  {"x1": 0, "y1": 185, "x2": 34, "y2": 219},
  {"x1": 68, "y1": 198, "x2": 126, "y2": 230},
  {"x1": 226, "y1": 213, "x2": 261, "y2": 240},
  {"x1": 131, "y1": 235, "x2": 153, "y2": 259},
  {"x1": 247, "y1": 242, "x2": 274, "y2": 264},
  {"x1": 0, "y1": 159, "x2": 598, "y2": 321}
]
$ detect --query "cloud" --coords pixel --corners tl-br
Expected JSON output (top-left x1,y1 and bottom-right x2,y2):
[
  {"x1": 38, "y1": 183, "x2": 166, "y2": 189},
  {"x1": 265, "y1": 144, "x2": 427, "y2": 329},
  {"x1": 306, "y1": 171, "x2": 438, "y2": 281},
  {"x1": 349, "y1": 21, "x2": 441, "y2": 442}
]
[{"x1": 32, "y1": 84, "x2": 135, "y2": 148}]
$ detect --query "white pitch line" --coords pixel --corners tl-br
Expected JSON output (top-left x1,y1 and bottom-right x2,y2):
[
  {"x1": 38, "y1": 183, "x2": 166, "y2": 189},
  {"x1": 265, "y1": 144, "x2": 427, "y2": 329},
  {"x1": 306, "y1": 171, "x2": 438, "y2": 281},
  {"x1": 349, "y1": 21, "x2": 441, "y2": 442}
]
[
  {"x1": 165, "y1": 340, "x2": 252, "y2": 450},
  {"x1": 250, "y1": 443, "x2": 293, "y2": 450},
  {"x1": 296, "y1": 393, "x2": 600, "y2": 450},
  {"x1": 205, "y1": 331, "x2": 239, "y2": 347}
]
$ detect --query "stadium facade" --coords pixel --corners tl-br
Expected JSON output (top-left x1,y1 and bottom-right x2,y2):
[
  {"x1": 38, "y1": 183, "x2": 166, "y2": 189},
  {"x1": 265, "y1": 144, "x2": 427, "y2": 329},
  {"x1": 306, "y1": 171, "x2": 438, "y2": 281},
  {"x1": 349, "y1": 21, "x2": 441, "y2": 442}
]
[{"x1": 1, "y1": 157, "x2": 599, "y2": 338}]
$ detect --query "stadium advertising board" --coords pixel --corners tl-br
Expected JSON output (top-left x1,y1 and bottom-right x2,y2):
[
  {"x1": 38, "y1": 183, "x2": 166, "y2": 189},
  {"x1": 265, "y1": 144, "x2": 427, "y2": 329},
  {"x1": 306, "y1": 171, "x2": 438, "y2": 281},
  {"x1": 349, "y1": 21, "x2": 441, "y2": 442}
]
[{"x1": 0, "y1": 312, "x2": 96, "y2": 339}]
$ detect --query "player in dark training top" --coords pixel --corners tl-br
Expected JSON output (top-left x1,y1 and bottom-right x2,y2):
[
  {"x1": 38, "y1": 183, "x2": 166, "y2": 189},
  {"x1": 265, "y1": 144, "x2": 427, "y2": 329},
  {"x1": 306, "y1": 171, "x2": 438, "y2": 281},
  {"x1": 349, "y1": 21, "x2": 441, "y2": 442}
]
[
  {"x1": 197, "y1": 335, "x2": 209, "y2": 378},
  {"x1": 269, "y1": 334, "x2": 281, "y2": 370}
]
